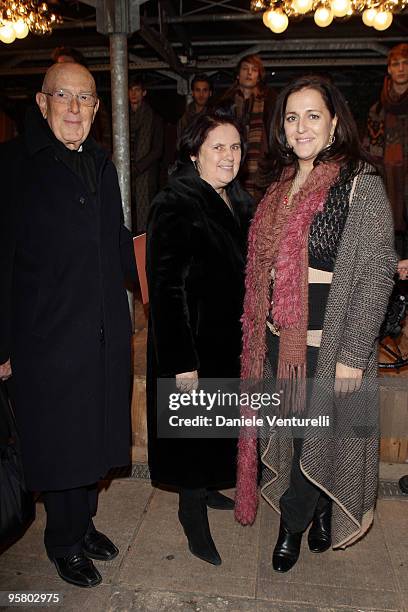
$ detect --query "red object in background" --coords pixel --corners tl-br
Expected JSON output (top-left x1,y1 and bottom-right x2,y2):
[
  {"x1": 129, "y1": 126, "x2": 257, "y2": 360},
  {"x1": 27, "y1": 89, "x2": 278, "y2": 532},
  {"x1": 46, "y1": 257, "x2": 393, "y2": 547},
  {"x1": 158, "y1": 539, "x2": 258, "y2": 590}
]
[{"x1": 133, "y1": 234, "x2": 148, "y2": 305}]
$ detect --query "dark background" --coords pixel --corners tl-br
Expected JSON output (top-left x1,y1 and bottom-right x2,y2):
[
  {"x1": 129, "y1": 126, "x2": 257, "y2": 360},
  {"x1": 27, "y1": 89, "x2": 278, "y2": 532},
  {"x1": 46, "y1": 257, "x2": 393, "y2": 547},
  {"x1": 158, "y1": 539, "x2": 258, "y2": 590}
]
[{"x1": 1, "y1": 0, "x2": 406, "y2": 139}]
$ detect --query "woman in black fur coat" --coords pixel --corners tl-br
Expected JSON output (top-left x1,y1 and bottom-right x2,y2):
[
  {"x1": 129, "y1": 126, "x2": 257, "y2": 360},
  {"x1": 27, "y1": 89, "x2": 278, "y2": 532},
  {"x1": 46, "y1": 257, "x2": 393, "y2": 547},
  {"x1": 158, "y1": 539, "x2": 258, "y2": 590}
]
[{"x1": 146, "y1": 110, "x2": 253, "y2": 565}]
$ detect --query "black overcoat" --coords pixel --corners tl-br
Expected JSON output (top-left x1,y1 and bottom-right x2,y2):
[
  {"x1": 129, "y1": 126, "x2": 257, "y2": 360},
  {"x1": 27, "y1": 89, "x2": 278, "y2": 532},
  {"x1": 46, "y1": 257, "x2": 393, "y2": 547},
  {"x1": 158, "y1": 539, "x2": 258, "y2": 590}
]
[
  {"x1": 146, "y1": 164, "x2": 252, "y2": 488},
  {"x1": 0, "y1": 108, "x2": 136, "y2": 491}
]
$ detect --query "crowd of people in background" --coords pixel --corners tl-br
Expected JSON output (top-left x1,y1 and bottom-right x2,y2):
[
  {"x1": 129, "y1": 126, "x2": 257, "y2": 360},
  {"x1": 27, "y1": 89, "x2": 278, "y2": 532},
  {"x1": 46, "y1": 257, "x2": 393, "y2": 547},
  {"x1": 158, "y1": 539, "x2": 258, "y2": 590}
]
[{"x1": 4, "y1": 44, "x2": 406, "y2": 248}]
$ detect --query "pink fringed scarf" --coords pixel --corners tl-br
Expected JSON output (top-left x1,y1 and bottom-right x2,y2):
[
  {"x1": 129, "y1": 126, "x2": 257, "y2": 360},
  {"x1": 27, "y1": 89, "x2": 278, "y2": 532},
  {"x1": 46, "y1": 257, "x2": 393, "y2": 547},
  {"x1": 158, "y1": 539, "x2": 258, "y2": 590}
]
[{"x1": 235, "y1": 162, "x2": 340, "y2": 526}]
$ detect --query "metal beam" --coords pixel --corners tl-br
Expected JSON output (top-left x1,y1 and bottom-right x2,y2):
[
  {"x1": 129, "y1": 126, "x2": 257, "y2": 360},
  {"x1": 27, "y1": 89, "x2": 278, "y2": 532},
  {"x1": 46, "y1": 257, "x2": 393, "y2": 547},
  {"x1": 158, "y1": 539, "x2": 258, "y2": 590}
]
[
  {"x1": 138, "y1": 22, "x2": 187, "y2": 75},
  {"x1": 0, "y1": 37, "x2": 405, "y2": 58},
  {"x1": 181, "y1": 0, "x2": 251, "y2": 17},
  {"x1": 160, "y1": 0, "x2": 194, "y2": 60},
  {"x1": 0, "y1": 55, "x2": 389, "y2": 78},
  {"x1": 155, "y1": 69, "x2": 189, "y2": 94},
  {"x1": 109, "y1": 32, "x2": 134, "y2": 327},
  {"x1": 146, "y1": 11, "x2": 262, "y2": 24},
  {"x1": 220, "y1": 39, "x2": 390, "y2": 56},
  {"x1": 144, "y1": 8, "x2": 408, "y2": 24},
  {"x1": 110, "y1": 34, "x2": 131, "y2": 230},
  {"x1": 96, "y1": 0, "x2": 148, "y2": 34}
]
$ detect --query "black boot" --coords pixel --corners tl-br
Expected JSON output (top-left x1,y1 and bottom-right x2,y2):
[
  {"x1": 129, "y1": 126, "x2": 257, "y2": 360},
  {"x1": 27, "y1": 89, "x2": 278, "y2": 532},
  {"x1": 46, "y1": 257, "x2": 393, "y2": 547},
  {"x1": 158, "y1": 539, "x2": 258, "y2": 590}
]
[
  {"x1": 399, "y1": 475, "x2": 408, "y2": 494},
  {"x1": 206, "y1": 489, "x2": 235, "y2": 510},
  {"x1": 272, "y1": 519, "x2": 303, "y2": 573},
  {"x1": 307, "y1": 495, "x2": 332, "y2": 553},
  {"x1": 178, "y1": 488, "x2": 221, "y2": 566}
]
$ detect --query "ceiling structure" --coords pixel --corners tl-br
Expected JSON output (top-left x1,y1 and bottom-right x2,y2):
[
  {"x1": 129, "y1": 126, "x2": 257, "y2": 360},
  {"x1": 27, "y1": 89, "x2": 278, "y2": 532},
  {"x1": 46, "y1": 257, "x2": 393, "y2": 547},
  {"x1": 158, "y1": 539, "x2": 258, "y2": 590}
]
[{"x1": 1, "y1": 0, "x2": 407, "y2": 122}]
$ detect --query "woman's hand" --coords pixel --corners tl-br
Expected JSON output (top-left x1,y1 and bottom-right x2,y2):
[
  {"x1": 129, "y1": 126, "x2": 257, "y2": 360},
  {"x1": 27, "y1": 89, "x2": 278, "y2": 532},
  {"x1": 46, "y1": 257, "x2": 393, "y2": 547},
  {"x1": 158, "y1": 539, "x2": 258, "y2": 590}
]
[
  {"x1": 176, "y1": 370, "x2": 199, "y2": 393},
  {"x1": 334, "y1": 362, "x2": 363, "y2": 396},
  {"x1": 397, "y1": 259, "x2": 408, "y2": 280}
]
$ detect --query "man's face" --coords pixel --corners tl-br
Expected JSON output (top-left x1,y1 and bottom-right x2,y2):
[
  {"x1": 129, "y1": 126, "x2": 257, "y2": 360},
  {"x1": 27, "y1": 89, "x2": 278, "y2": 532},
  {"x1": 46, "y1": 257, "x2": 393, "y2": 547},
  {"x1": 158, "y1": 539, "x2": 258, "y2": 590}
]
[
  {"x1": 128, "y1": 84, "x2": 146, "y2": 106},
  {"x1": 238, "y1": 61, "x2": 260, "y2": 90},
  {"x1": 36, "y1": 63, "x2": 99, "y2": 151},
  {"x1": 388, "y1": 56, "x2": 408, "y2": 87},
  {"x1": 191, "y1": 81, "x2": 212, "y2": 108}
]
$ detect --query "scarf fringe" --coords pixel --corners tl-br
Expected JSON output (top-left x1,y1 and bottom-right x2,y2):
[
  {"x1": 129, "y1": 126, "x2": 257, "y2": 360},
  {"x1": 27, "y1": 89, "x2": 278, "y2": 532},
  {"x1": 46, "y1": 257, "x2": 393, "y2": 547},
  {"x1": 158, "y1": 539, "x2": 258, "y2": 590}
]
[
  {"x1": 277, "y1": 362, "x2": 307, "y2": 415},
  {"x1": 234, "y1": 435, "x2": 259, "y2": 525}
]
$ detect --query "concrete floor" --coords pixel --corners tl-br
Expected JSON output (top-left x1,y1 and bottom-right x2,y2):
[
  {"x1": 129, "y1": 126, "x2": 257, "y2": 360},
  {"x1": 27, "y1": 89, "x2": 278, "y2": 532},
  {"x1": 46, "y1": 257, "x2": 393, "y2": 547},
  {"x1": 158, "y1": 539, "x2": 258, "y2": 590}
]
[
  {"x1": 1, "y1": 301, "x2": 407, "y2": 611},
  {"x1": 0, "y1": 471, "x2": 407, "y2": 612}
]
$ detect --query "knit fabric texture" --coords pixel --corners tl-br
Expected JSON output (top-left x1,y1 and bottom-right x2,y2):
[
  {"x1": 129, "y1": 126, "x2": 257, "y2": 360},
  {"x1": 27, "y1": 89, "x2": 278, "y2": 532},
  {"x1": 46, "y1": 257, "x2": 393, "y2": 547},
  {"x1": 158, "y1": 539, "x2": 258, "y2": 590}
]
[{"x1": 236, "y1": 167, "x2": 397, "y2": 550}]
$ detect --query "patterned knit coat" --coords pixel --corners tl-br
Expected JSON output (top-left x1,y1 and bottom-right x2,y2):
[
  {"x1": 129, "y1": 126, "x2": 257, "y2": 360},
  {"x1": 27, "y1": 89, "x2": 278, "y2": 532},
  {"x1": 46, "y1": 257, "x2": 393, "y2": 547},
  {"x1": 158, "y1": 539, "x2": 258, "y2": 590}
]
[{"x1": 243, "y1": 169, "x2": 397, "y2": 549}]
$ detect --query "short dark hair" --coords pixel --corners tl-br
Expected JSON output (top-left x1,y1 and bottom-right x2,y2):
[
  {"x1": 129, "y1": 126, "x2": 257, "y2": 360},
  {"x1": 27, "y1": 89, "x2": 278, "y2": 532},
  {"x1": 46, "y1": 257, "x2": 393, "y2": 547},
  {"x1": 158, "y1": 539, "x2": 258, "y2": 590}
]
[
  {"x1": 263, "y1": 74, "x2": 372, "y2": 184},
  {"x1": 178, "y1": 108, "x2": 246, "y2": 168},
  {"x1": 128, "y1": 75, "x2": 146, "y2": 90},
  {"x1": 191, "y1": 73, "x2": 213, "y2": 93},
  {"x1": 52, "y1": 46, "x2": 87, "y2": 67}
]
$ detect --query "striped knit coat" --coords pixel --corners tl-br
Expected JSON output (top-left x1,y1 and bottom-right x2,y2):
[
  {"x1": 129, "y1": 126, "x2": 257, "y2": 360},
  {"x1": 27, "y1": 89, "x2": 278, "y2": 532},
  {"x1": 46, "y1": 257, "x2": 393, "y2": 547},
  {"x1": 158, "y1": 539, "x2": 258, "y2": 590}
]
[{"x1": 237, "y1": 168, "x2": 397, "y2": 549}]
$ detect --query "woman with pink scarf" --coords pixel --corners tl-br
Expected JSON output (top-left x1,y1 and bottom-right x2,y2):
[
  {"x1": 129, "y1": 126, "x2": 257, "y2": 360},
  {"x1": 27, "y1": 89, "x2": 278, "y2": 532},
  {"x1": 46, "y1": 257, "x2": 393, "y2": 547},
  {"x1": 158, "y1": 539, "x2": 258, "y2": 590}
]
[{"x1": 235, "y1": 75, "x2": 396, "y2": 573}]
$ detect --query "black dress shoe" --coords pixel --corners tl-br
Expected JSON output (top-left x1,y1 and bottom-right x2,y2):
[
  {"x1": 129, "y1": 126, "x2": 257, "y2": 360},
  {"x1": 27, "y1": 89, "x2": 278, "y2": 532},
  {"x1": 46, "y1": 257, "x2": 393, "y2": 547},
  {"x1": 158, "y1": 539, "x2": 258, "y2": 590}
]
[
  {"x1": 399, "y1": 475, "x2": 408, "y2": 494},
  {"x1": 179, "y1": 488, "x2": 222, "y2": 566},
  {"x1": 272, "y1": 521, "x2": 303, "y2": 573},
  {"x1": 83, "y1": 529, "x2": 119, "y2": 561},
  {"x1": 307, "y1": 496, "x2": 332, "y2": 553},
  {"x1": 206, "y1": 490, "x2": 235, "y2": 510},
  {"x1": 53, "y1": 553, "x2": 102, "y2": 588}
]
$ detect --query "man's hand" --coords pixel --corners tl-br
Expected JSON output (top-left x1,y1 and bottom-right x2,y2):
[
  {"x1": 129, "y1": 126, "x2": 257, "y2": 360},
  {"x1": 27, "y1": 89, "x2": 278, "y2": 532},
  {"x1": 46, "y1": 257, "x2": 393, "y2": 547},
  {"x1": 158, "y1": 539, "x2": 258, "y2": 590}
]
[
  {"x1": 334, "y1": 362, "x2": 363, "y2": 396},
  {"x1": 397, "y1": 259, "x2": 408, "y2": 280},
  {"x1": 0, "y1": 359, "x2": 12, "y2": 381},
  {"x1": 176, "y1": 370, "x2": 198, "y2": 393}
]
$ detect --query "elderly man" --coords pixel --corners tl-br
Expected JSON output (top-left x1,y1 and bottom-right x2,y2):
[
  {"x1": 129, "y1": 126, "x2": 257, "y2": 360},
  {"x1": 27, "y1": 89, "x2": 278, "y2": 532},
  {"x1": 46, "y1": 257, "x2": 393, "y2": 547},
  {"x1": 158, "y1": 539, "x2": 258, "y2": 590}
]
[
  {"x1": 0, "y1": 62, "x2": 136, "y2": 587},
  {"x1": 51, "y1": 45, "x2": 112, "y2": 153}
]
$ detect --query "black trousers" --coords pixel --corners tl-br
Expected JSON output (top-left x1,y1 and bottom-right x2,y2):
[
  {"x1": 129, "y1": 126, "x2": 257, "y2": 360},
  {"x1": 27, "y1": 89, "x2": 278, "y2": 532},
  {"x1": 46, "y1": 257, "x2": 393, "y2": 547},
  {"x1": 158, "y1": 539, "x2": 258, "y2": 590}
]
[
  {"x1": 279, "y1": 438, "x2": 330, "y2": 532},
  {"x1": 43, "y1": 483, "x2": 98, "y2": 558},
  {"x1": 267, "y1": 331, "x2": 329, "y2": 533}
]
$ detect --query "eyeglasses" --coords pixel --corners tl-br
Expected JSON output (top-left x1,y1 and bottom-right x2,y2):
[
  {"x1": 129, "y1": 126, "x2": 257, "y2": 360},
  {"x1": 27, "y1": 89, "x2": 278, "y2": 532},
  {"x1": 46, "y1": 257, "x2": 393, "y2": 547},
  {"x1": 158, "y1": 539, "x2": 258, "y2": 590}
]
[{"x1": 42, "y1": 90, "x2": 98, "y2": 107}]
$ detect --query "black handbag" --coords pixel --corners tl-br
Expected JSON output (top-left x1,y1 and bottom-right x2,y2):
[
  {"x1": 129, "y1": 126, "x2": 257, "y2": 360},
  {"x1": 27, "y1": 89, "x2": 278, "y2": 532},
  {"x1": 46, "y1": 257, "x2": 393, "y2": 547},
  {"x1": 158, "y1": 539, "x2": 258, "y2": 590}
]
[
  {"x1": 0, "y1": 382, "x2": 35, "y2": 546},
  {"x1": 379, "y1": 280, "x2": 407, "y2": 340}
]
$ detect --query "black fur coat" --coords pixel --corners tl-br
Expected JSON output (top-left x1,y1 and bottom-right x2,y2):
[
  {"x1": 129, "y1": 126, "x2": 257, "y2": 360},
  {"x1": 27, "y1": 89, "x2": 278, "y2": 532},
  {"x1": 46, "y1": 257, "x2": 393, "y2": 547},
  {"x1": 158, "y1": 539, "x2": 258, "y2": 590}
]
[{"x1": 146, "y1": 163, "x2": 253, "y2": 487}]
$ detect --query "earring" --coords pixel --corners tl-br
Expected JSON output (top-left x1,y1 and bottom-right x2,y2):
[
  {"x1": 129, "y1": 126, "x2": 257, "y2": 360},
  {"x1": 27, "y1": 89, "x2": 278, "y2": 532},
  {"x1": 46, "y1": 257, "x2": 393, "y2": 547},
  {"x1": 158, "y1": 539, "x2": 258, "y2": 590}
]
[
  {"x1": 192, "y1": 159, "x2": 198, "y2": 172},
  {"x1": 328, "y1": 134, "x2": 335, "y2": 146},
  {"x1": 284, "y1": 140, "x2": 293, "y2": 157}
]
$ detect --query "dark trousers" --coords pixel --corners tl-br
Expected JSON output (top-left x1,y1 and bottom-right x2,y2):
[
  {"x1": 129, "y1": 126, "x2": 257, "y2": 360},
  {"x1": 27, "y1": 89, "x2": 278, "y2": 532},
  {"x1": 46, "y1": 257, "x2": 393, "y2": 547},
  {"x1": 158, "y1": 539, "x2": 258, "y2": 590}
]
[
  {"x1": 395, "y1": 230, "x2": 408, "y2": 259},
  {"x1": 280, "y1": 438, "x2": 330, "y2": 532},
  {"x1": 43, "y1": 483, "x2": 98, "y2": 558},
  {"x1": 267, "y1": 331, "x2": 329, "y2": 533}
]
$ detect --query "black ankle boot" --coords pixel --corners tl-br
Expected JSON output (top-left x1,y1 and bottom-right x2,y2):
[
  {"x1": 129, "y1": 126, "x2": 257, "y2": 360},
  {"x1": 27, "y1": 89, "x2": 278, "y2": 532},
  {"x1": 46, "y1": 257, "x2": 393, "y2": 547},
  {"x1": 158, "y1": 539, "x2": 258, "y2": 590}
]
[
  {"x1": 307, "y1": 496, "x2": 332, "y2": 553},
  {"x1": 206, "y1": 489, "x2": 235, "y2": 510},
  {"x1": 178, "y1": 488, "x2": 222, "y2": 566},
  {"x1": 272, "y1": 520, "x2": 303, "y2": 573}
]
